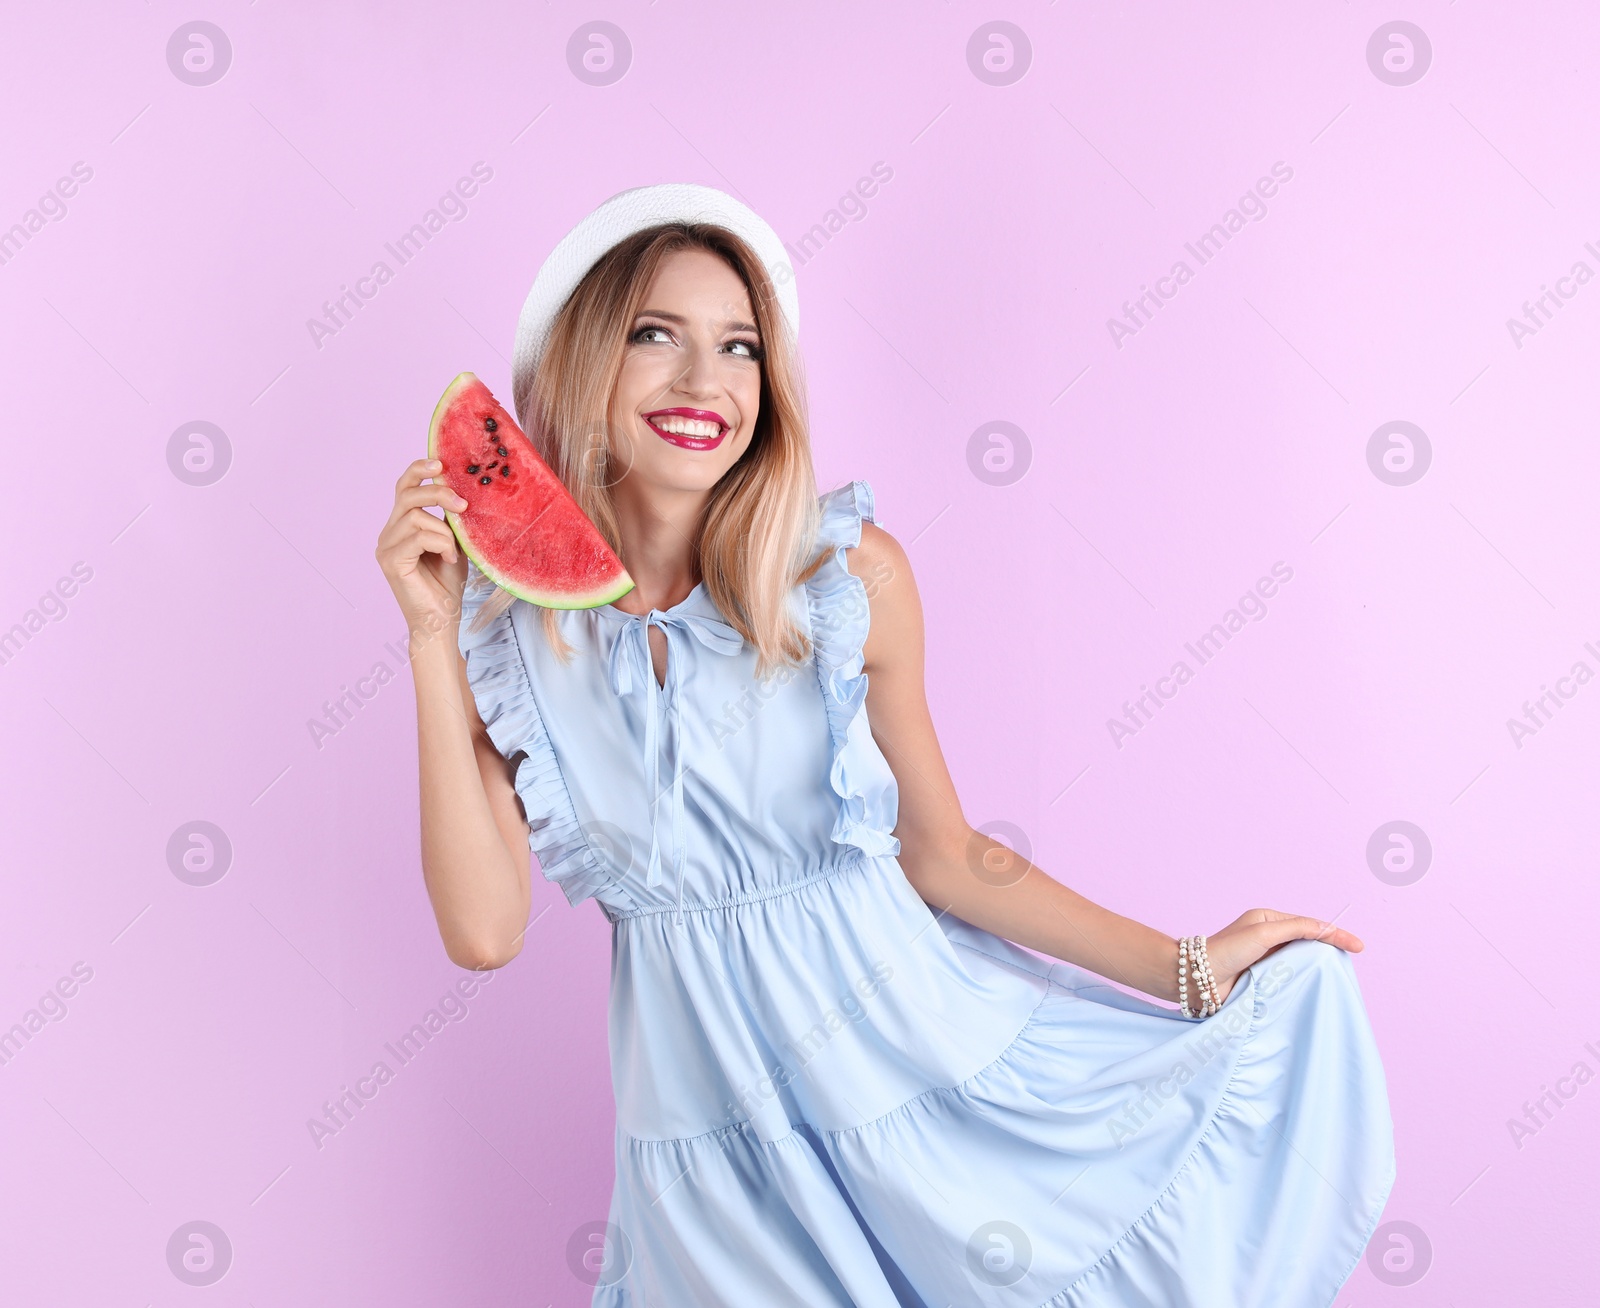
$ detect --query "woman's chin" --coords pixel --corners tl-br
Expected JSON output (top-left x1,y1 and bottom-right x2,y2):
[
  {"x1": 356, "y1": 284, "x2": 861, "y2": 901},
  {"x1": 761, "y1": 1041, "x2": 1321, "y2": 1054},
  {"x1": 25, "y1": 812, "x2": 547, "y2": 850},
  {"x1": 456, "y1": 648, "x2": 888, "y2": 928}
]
[
  {"x1": 623, "y1": 462, "x2": 738, "y2": 497},
  {"x1": 635, "y1": 442, "x2": 747, "y2": 489}
]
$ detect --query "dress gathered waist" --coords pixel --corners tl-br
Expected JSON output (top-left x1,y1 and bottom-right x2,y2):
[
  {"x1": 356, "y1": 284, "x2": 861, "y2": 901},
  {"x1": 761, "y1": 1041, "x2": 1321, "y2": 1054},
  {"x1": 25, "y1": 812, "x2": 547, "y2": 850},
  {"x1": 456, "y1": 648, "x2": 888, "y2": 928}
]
[{"x1": 602, "y1": 848, "x2": 874, "y2": 922}]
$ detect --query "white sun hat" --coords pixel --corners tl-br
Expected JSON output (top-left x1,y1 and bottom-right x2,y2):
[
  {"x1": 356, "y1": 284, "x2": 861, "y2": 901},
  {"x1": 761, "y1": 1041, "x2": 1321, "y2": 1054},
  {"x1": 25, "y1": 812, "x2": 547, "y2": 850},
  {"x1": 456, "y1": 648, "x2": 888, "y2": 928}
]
[{"x1": 509, "y1": 182, "x2": 800, "y2": 431}]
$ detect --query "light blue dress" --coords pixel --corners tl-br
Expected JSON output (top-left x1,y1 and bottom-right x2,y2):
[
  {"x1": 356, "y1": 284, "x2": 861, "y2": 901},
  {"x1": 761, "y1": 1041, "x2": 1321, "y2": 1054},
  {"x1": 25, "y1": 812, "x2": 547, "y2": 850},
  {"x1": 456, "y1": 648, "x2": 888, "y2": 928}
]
[{"x1": 457, "y1": 480, "x2": 1397, "y2": 1307}]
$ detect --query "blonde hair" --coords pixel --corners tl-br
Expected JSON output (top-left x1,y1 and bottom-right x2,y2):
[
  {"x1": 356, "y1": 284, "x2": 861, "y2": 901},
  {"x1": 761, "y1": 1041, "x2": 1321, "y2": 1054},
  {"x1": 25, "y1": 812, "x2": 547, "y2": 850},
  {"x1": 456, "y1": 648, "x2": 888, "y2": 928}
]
[{"x1": 465, "y1": 223, "x2": 828, "y2": 679}]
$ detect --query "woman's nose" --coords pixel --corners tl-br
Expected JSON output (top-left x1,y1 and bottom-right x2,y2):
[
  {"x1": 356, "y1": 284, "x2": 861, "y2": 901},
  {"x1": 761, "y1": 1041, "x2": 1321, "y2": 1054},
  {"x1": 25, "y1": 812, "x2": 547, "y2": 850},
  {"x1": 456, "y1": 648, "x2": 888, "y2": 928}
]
[{"x1": 673, "y1": 340, "x2": 722, "y2": 394}]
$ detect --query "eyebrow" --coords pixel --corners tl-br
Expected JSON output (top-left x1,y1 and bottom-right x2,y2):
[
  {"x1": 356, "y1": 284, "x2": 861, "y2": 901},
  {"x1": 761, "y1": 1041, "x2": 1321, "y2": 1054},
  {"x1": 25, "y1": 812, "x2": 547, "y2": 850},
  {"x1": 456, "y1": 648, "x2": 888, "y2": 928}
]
[{"x1": 634, "y1": 309, "x2": 761, "y2": 335}]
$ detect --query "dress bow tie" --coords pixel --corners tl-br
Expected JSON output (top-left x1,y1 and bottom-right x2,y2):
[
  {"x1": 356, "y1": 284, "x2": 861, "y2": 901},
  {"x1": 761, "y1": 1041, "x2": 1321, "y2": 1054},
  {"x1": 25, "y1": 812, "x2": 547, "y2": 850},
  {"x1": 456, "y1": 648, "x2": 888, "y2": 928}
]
[{"x1": 606, "y1": 602, "x2": 743, "y2": 925}]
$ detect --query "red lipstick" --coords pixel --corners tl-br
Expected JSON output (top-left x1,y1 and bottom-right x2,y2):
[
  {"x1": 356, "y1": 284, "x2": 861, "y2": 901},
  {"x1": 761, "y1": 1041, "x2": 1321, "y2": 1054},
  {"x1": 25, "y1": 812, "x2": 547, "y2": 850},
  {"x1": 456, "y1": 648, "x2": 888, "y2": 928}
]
[{"x1": 643, "y1": 408, "x2": 729, "y2": 451}]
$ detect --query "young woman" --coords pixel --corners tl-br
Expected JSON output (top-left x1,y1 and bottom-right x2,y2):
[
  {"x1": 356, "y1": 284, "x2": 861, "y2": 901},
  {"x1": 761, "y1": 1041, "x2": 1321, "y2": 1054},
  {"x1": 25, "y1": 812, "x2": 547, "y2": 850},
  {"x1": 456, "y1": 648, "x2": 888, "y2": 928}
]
[{"x1": 376, "y1": 184, "x2": 1395, "y2": 1307}]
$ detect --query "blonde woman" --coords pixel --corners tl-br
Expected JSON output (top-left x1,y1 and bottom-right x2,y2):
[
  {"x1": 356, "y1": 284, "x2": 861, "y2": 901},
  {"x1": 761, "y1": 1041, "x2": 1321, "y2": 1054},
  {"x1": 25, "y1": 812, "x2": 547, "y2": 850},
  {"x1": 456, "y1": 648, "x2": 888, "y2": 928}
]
[{"x1": 375, "y1": 185, "x2": 1395, "y2": 1307}]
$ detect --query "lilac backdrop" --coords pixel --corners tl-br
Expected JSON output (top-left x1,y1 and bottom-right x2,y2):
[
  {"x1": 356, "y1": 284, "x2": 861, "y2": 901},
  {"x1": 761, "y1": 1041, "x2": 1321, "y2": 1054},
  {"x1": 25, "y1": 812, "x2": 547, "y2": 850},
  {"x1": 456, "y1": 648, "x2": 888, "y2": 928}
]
[{"x1": 3, "y1": 3, "x2": 1596, "y2": 1304}]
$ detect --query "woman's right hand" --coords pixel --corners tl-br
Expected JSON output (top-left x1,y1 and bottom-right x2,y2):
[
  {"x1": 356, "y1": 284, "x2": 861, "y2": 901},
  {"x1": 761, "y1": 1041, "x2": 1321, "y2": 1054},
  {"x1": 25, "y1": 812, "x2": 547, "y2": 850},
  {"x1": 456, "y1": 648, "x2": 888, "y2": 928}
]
[{"x1": 375, "y1": 458, "x2": 470, "y2": 632}]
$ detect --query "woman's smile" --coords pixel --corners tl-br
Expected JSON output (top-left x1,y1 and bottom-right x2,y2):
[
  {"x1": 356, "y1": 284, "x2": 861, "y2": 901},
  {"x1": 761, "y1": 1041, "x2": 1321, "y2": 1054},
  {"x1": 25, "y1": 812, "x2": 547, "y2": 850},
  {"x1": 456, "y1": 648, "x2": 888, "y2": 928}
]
[{"x1": 643, "y1": 406, "x2": 729, "y2": 450}]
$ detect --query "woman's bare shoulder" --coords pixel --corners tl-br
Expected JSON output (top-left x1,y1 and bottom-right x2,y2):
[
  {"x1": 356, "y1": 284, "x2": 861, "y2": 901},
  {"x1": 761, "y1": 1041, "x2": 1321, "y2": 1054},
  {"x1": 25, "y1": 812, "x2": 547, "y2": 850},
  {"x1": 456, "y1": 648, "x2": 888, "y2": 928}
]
[
  {"x1": 849, "y1": 520, "x2": 909, "y2": 587},
  {"x1": 850, "y1": 522, "x2": 923, "y2": 670}
]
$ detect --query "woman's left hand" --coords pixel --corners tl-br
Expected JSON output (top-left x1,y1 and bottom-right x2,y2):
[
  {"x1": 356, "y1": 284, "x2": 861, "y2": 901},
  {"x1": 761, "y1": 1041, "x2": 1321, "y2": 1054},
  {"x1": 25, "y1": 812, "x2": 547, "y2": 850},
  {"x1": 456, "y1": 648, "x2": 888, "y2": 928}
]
[{"x1": 1200, "y1": 909, "x2": 1364, "y2": 1007}]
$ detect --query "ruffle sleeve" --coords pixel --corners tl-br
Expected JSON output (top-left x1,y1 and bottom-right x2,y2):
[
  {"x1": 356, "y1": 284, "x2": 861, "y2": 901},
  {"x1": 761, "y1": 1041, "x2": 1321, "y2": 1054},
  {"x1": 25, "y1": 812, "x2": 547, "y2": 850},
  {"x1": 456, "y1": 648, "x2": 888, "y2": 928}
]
[
  {"x1": 456, "y1": 565, "x2": 618, "y2": 908},
  {"x1": 805, "y1": 480, "x2": 902, "y2": 860}
]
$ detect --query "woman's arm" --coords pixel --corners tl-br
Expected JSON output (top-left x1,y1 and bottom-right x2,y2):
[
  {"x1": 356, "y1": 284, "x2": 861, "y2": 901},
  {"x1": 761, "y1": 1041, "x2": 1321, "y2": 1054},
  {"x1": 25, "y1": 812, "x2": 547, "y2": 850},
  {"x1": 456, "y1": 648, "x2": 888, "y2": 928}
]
[
  {"x1": 377, "y1": 457, "x2": 532, "y2": 971},
  {"x1": 851, "y1": 522, "x2": 1361, "y2": 1007},
  {"x1": 408, "y1": 626, "x2": 533, "y2": 969}
]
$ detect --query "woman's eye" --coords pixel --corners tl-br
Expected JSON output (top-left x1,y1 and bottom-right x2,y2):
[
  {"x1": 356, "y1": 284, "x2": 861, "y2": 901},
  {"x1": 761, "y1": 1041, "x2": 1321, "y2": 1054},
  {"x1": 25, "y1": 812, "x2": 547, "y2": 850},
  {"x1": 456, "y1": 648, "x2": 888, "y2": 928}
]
[
  {"x1": 727, "y1": 339, "x2": 764, "y2": 361},
  {"x1": 631, "y1": 325, "x2": 672, "y2": 345}
]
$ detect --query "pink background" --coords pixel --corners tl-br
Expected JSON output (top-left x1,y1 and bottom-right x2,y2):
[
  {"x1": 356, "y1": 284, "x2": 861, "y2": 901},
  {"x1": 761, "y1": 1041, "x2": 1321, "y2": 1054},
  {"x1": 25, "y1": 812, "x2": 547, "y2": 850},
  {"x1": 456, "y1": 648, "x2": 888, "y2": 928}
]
[{"x1": 3, "y1": 3, "x2": 1596, "y2": 1303}]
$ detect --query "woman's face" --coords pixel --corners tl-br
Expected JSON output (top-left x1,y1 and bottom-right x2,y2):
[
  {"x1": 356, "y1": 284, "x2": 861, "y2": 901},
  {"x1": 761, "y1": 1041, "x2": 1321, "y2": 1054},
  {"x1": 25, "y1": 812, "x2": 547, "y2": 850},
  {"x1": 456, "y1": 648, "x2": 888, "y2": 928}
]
[{"x1": 607, "y1": 247, "x2": 764, "y2": 495}]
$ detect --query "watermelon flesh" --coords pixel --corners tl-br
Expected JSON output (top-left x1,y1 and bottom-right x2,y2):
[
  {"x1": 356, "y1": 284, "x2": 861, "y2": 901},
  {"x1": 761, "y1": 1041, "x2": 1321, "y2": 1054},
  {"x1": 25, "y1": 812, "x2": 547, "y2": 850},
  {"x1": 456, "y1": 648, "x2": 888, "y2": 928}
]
[{"x1": 427, "y1": 372, "x2": 634, "y2": 609}]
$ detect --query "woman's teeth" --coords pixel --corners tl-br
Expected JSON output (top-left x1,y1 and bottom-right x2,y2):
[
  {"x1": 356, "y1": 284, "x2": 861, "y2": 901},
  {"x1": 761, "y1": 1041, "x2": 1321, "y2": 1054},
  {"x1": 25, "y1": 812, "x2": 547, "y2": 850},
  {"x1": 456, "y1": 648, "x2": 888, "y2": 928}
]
[{"x1": 651, "y1": 416, "x2": 722, "y2": 437}]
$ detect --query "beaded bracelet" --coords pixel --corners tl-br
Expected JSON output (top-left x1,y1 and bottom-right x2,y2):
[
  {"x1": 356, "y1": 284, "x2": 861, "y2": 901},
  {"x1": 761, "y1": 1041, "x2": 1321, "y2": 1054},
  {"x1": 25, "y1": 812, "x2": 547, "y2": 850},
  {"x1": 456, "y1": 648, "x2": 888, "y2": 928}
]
[
  {"x1": 1196, "y1": 936, "x2": 1220, "y2": 1016},
  {"x1": 1177, "y1": 935, "x2": 1220, "y2": 1019},
  {"x1": 1195, "y1": 936, "x2": 1219, "y2": 1016}
]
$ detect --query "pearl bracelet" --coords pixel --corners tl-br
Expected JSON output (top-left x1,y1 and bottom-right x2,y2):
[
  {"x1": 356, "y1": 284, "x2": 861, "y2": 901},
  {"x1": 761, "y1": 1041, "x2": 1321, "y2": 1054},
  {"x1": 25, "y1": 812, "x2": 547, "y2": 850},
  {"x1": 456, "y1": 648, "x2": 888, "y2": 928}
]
[{"x1": 1177, "y1": 935, "x2": 1220, "y2": 1019}]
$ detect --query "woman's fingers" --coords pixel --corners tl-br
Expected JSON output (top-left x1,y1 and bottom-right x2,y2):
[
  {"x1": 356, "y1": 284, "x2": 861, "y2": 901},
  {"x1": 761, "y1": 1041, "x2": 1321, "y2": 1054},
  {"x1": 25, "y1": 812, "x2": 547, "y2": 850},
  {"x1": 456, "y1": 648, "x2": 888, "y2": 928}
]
[
  {"x1": 385, "y1": 462, "x2": 467, "y2": 526},
  {"x1": 1311, "y1": 922, "x2": 1364, "y2": 952},
  {"x1": 401, "y1": 480, "x2": 470, "y2": 511},
  {"x1": 379, "y1": 501, "x2": 450, "y2": 551},
  {"x1": 1254, "y1": 913, "x2": 1363, "y2": 955},
  {"x1": 404, "y1": 510, "x2": 459, "y2": 563},
  {"x1": 376, "y1": 462, "x2": 471, "y2": 633},
  {"x1": 391, "y1": 484, "x2": 469, "y2": 523},
  {"x1": 380, "y1": 473, "x2": 467, "y2": 548},
  {"x1": 393, "y1": 456, "x2": 441, "y2": 493},
  {"x1": 1195, "y1": 910, "x2": 1366, "y2": 1015},
  {"x1": 380, "y1": 508, "x2": 458, "y2": 569}
]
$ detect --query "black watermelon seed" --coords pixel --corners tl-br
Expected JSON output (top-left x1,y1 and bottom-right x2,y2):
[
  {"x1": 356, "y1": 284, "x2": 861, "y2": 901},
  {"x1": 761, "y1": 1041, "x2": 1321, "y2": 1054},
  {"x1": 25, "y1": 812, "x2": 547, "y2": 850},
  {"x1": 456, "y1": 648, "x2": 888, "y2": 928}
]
[
  {"x1": 496, "y1": 446, "x2": 508, "y2": 457},
  {"x1": 479, "y1": 475, "x2": 492, "y2": 485},
  {"x1": 486, "y1": 460, "x2": 498, "y2": 469},
  {"x1": 466, "y1": 464, "x2": 480, "y2": 474},
  {"x1": 485, "y1": 417, "x2": 498, "y2": 432},
  {"x1": 500, "y1": 465, "x2": 510, "y2": 476}
]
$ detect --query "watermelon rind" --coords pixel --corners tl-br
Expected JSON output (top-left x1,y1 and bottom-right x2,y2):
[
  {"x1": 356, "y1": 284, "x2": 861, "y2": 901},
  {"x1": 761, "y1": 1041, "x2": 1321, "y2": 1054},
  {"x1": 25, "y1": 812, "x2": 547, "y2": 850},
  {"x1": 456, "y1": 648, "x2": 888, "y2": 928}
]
[{"x1": 426, "y1": 371, "x2": 635, "y2": 610}]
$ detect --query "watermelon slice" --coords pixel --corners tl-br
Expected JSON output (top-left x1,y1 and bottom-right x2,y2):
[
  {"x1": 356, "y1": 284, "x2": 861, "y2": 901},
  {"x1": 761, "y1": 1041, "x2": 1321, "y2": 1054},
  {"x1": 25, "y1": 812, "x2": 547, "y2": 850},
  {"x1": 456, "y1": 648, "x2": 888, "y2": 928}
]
[{"x1": 426, "y1": 372, "x2": 634, "y2": 609}]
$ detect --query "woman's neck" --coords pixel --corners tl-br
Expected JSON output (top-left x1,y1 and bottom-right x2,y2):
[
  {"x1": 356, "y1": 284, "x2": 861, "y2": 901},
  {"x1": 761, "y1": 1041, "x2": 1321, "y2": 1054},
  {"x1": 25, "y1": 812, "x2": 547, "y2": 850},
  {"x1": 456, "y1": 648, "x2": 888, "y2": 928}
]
[{"x1": 608, "y1": 483, "x2": 707, "y2": 615}]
